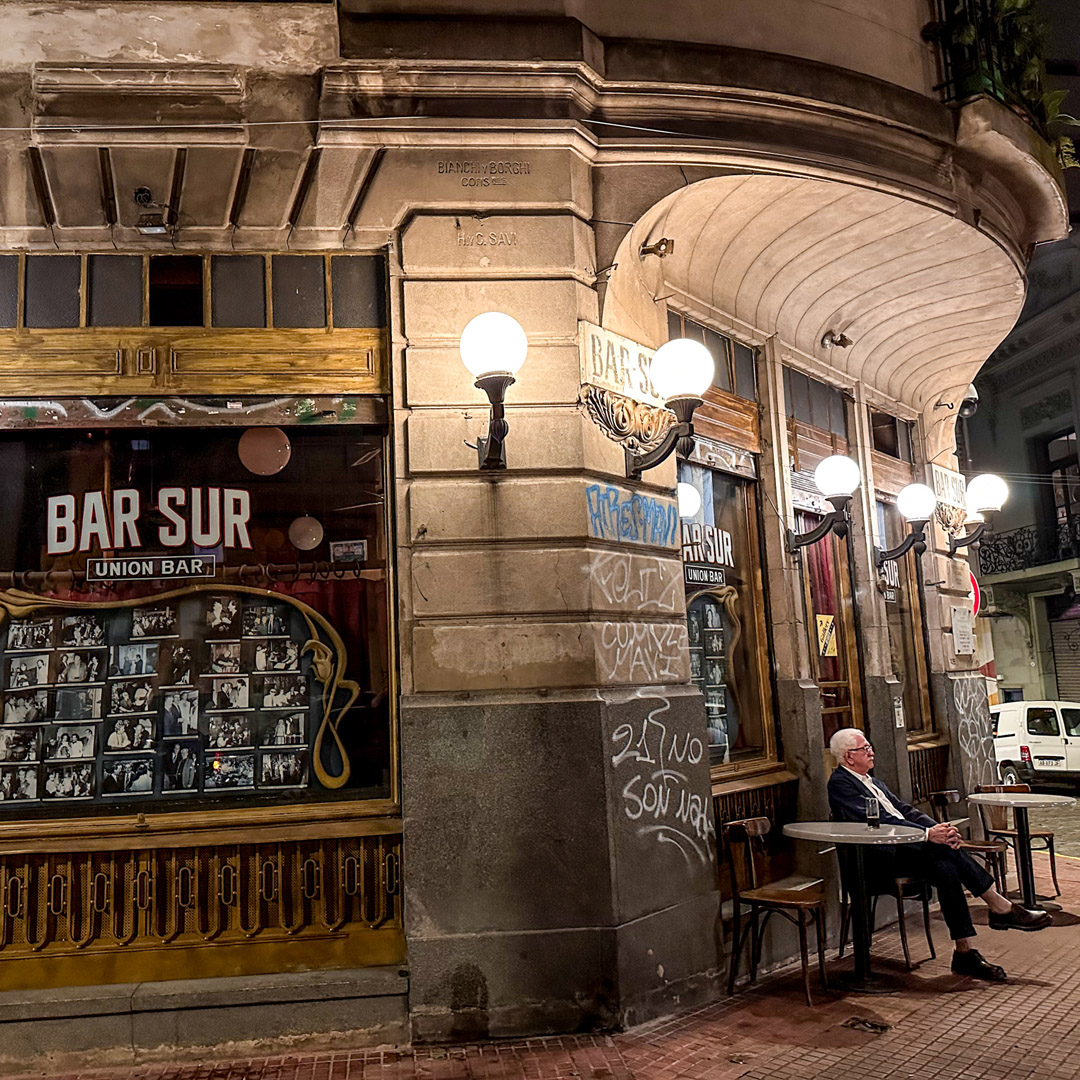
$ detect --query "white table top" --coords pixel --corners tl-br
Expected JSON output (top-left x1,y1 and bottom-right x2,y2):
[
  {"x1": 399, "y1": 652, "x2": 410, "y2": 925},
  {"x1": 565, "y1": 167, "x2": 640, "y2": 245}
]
[
  {"x1": 783, "y1": 821, "x2": 925, "y2": 845},
  {"x1": 968, "y1": 792, "x2": 1076, "y2": 809}
]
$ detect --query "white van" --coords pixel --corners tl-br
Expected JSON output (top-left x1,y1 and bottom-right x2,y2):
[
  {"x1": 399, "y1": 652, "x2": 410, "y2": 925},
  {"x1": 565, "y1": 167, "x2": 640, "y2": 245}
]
[{"x1": 989, "y1": 700, "x2": 1080, "y2": 785}]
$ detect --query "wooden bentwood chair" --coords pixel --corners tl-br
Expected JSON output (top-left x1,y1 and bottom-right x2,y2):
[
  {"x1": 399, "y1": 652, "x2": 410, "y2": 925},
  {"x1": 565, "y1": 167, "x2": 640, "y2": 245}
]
[
  {"x1": 724, "y1": 816, "x2": 828, "y2": 1006},
  {"x1": 928, "y1": 789, "x2": 1009, "y2": 894},
  {"x1": 974, "y1": 783, "x2": 1061, "y2": 898}
]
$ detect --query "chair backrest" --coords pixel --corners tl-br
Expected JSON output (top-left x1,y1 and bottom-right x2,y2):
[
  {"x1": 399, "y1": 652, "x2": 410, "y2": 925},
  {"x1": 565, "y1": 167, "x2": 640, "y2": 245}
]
[
  {"x1": 723, "y1": 816, "x2": 770, "y2": 898},
  {"x1": 928, "y1": 789, "x2": 960, "y2": 824},
  {"x1": 974, "y1": 783, "x2": 1030, "y2": 832}
]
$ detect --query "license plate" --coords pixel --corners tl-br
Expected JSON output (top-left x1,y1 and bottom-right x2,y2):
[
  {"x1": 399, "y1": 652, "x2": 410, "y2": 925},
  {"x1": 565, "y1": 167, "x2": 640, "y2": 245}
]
[{"x1": 1036, "y1": 757, "x2": 1063, "y2": 765}]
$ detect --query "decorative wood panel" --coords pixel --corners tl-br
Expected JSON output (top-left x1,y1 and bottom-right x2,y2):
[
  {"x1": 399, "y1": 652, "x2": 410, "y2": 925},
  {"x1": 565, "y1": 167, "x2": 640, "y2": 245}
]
[
  {"x1": 871, "y1": 449, "x2": 916, "y2": 496},
  {"x1": 908, "y1": 739, "x2": 950, "y2": 805},
  {"x1": 696, "y1": 389, "x2": 760, "y2": 455}
]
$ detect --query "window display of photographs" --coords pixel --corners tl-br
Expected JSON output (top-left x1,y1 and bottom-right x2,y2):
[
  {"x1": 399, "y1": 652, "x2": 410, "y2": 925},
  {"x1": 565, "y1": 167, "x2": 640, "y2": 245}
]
[
  {"x1": 204, "y1": 752, "x2": 254, "y2": 790},
  {"x1": 204, "y1": 713, "x2": 253, "y2": 750},
  {"x1": 706, "y1": 688, "x2": 727, "y2": 711},
  {"x1": 704, "y1": 629, "x2": 725, "y2": 659},
  {"x1": 209, "y1": 642, "x2": 242, "y2": 674},
  {"x1": 3, "y1": 688, "x2": 47, "y2": 725},
  {"x1": 56, "y1": 649, "x2": 104, "y2": 685},
  {"x1": 0, "y1": 727, "x2": 38, "y2": 762},
  {"x1": 102, "y1": 757, "x2": 154, "y2": 796},
  {"x1": 132, "y1": 606, "x2": 178, "y2": 639},
  {"x1": 42, "y1": 725, "x2": 95, "y2": 761},
  {"x1": 56, "y1": 686, "x2": 103, "y2": 721},
  {"x1": 110, "y1": 643, "x2": 158, "y2": 678},
  {"x1": 689, "y1": 650, "x2": 703, "y2": 680},
  {"x1": 7, "y1": 654, "x2": 50, "y2": 688},
  {"x1": 160, "y1": 642, "x2": 193, "y2": 686},
  {"x1": 206, "y1": 596, "x2": 240, "y2": 637},
  {"x1": 259, "y1": 712, "x2": 305, "y2": 747},
  {"x1": 0, "y1": 764, "x2": 37, "y2": 801},
  {"x1": 259, "y1": 674, "x2": 307, "y2": 709},
  {"x1": 105, "y1": 715, "x2": 155, "y2": 752},
  {"x1": 254, "y1": 639, "x2": 299, "y2": 673},
  {"x1": 8, "y1": 618, "x2": 53, "y2": 652},
  {"x1": 243, "y1": 605, "x2": 288, "y2": 639},
  {"x1": 260, "y1": 750, "x2": 308, "y2": 788},
  {"x1": 687, "y1": 608, "x2": 703, "y2": 646},
  {"x1": 59, "y1": 613, "x2": 105, "y2": 648},
  {"x1": 43, "y1": 762, "x2": 93, "y2": 799},
  {"x1": 162, "y1": 689, "x2": 199, "y2": 737},
  {"x1": 208, "y1": 677, "x2": 249, "y2": 711},
  {"x1": 109, "y1": 679, "x2": 154, "y2": 715},
  {"x1": 163, "y1": 741, "x2": 198, "y2": 791},
  {"x1": 705, "y1": 658, "x2": 724, "y2": 686}
]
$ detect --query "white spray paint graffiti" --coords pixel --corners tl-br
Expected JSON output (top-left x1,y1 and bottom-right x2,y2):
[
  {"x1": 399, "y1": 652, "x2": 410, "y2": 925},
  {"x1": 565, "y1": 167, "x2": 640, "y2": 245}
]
[
  {"x1": 597, "y1": 623, "x2": 687, "y2": 682},
  {"x1": 589, "y1": 551, "x2": 681, "y2": 614},
  {"x1": 610, "y1": 689, "x2": 715, "y2": 867},
  {"x1": 953, "y1": 674, "x2": 996, "y2": 791}
]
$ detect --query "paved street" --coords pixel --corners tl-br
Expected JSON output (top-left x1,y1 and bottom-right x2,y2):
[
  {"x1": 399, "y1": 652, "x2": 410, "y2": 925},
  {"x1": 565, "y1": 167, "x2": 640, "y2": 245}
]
[
  {"x1": 1028, "y1": 796, "x2": 1080, "y2": 857},
  {"x1": 8, "y1": 850, "x2": 1080, "y2": 1080}
]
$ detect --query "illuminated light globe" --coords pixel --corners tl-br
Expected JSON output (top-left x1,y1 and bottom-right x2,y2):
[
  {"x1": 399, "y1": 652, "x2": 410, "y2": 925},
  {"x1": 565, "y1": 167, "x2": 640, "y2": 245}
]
[
  {"x1": 677, "y1": 482, "x2": 702, "y2": 519},
  {"x1": 288, "y1": 515, "x2": 324, "y2": 551},
  {"x1": 238, "y1": 426, "x2": 292, "y2": 476},
  {"x1": 895, "y1": 483, "x2": 937, "y2": 522},
  {"x1": 649, "y1": 338, "x2": 715, "y2": 403},
  {"x1": 813, "y1": 455, "x2": 861, "y2": 500},
  {"x1": 459, "y1": 312, "x2": 528, "y2": 380},
  {"x1": 966, "y1": 473, "x2": 1008, "y2": 515}
]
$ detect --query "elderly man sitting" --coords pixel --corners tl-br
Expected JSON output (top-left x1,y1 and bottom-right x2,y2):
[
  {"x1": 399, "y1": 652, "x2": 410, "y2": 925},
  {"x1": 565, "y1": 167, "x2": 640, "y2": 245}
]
[{"x1": 828, "y1": 727, "x2": 1051, "y2": 981}]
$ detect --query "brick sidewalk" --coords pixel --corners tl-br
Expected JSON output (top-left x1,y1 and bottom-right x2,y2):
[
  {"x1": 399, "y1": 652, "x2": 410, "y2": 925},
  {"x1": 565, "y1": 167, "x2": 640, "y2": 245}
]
[{"x1": 9, "y1": 852, "x2": 1080, "y2": 1080}]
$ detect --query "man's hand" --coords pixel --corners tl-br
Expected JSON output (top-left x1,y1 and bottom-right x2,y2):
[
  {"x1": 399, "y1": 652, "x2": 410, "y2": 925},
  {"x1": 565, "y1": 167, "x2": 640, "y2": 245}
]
[{"x1": 926, "y1": 822, "x2": 962, "y2": 848}]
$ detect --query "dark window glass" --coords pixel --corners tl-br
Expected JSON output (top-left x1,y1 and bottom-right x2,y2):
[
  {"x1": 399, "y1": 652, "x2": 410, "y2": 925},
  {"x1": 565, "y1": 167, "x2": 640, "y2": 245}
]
[
  {"x1": 788, "y1": 370, "x2": 811, "y2": 424},
  {"x1": 811, "y1": 378, "x2": 833, "y2": 431},
  {"x1": 25, "y1": 256, "x2": 80, "y2": 328},
  {"x1": 149, "y1": 256, "x2": 203, "y2": 327},
  {"x1": 0, "y1": 256, "x2": 17, "y2": 327},
  {"x1": 272, "y1": 256, "x2": 326, "y2": 328},
  {"x1": 88, "y1": 255, "x2": 142, "y2": 327},
  {"x1": 703, "y1": 328, "x2": 731, "y2": 392},
  {"x1": 211, "y1": 256, "x2": 266, "y2": 328},
  {"x1": 331, "y1": 255, "x2": 386, "y2": 328},
  {"x1": 667, "y1": 308, "x2": 681, "y2": 341},
  {"x1": 871, "y1": 411, "x2": 900, "y2": 457},
  {"x1": 1026, "y1": 707, "x2": 1060, "y2": 736},
  {"x1": 829, "y1": 389, "x2": 848, "y2": 436},
  {"x1": 733, "y1": 342, "x2": 756, "y2": 401}
]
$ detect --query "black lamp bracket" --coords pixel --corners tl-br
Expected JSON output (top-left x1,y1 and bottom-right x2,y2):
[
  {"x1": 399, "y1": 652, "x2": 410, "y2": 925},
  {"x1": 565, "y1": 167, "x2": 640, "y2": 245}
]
[
  {"x1": 624, "y1": 396, "x2": 700, "y2": 479},
  {"x1": 788, "y1": 495, "x2": 851, "y2": 554},
  {"x1": 948, "y1": 520, "x2": 988, "y2": 556},
  {"x1": 875, "y1": 520, "x2": 929, "y2": 568},
  {"x1": 473, "y1": 373, "x2": 515, "y2": 471}
]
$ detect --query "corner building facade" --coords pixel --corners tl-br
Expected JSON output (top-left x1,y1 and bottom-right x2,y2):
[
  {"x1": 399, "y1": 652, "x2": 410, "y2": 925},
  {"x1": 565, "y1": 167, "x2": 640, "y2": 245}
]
[{"x1": 0, "y1": 0, "x2": 1065, "y2": 1064}]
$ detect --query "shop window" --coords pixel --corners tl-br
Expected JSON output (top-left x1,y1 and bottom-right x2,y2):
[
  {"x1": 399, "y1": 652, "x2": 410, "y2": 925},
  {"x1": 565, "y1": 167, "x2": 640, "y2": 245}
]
[
  {"x1": 88, "y1": 255, "x2": 143, "y2": 327},
  {"x1": 1044, "y1": 429, "x2": 1080, "y2": 526},
  {"x1": 667, "y1": 311, "x2": 756, "y2": 401},
  {"x1": 211, "y1": 255, "x2": 266, "y2": 328},
  {"x1": 679, "y1": 462, "x2": 772, "y2": 768},
  {"x1": 25, "y1": 255, "x2": 80, "y2": 329},
  {"x1": 871, "y1": 411, "x2": 914, "y2": 462},
  {"x1": 331, "y1": 255, "x2": 387, "y2": 328},
  {"x1": 272, "y1": 255, "x2": 326, "y2": 328},
  {"x1": 149, "y1": 255, "x2": 203, "y2": 326},
  {"x1": 0, "y1": 256, "x2": 17, "y2": 328},
  {"x1": 783, "y1": 366, "x2": 847, "y2": 436}
]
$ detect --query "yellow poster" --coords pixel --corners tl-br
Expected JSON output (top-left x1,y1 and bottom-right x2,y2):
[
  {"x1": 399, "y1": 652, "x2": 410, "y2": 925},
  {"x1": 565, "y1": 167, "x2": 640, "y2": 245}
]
[{"x1": 816, "y1": 614, "x2": 837, "y2": 657}]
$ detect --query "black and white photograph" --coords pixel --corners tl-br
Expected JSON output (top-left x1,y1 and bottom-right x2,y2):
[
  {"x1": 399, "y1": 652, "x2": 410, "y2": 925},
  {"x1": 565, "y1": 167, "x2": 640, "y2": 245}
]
[
  {"x1": 7, "y1": 654, "x2": 50, "y2": 688},
  {"x1": 206, "y1": 596, "x2": 240, "y2": 636},
  {"x1": 204, "y1": 713, "x2": 253, "y2": 749},
  {"x1": 260, "y1": 712, "x2": 305, "y2": 747},
  {"x1": 242, "y1": 605, "x2": 288, "y2": 638},
  {"x1": 703, "y1": 604, "x2": 724, "y2": 630},
  {"x1": 209, "y1": 642, "x2": 242, "y2": 674},
  {"x1": 687, "y1": 608, "x2": 702, "y2": 645},
  {"x1": 0, "y1": 727, "x2": 38, "y2": 762},
  {"x1": 55, "y1": 686, "x2": 103, "y2": 721},
  {"x1": 132, "y1": 606, "x2": 178, "y2": 639},
  {"x1": 110, "y1": 643, "x2": 158, "y2": 678},
  {"x1": 42, "y1": 725, "x2": 95, "y2": 760},
  {"x1": 260, "y1": 674, "x2": 307, "y2": 709},
  {"x1": 0, "y1": 764, "x2": 37, "y2": 801},
  {"x1": 704, "y1": 629, "x2": 725, "y2": 659},
  {"x1": 706, "y1": 688, "x2": 727, "y2": 711},
  {"x1": 204, "y1": 751, "x2": 254, "y2": 790},
  {"x1": 58, "y1": 613, "x2": 105, "y2": 647},
  {"x1": 56, "y1": 649, "x2": 104, "y2": 684},
  {"x1": 105, "y1": 715, "x2": 155, "y2": 752},
  {"x1": 162, "y1": 689, "x2": 199, "y2": 737},
  {"x1": 706, "y1": 659, "x2": 724, "y2": 686},
  {"x1": 43, "y1": 762, "x2": 93, "y2": 799},
  {"x1": 208, "y1": 676, "x2": 249, "y2": 711},
  {"x1": 101, "y1": 756, "x2": 154, "y2": 795},
  {"x1": 161, "y1": 642, "x2": 194, "y2": 686},
  {"x1": 689, "y1": 650, "x2": 703, "y2": 680},
  {"x1": 109, "y1": 679, "x2": 154, "y2": 715},
  {"x1": 164, "y1": 741, "x2": 198, "y2": 791},
  {"x1": 254, "y1": 639, "x2": 300, "y2": 672},
  {"x1": 260, "y1": 750, "x2": 307, "y2": 788},
  {"x1": 7, "y1": 618, "x2": 52, "y2": 652},
  {"x1": 3, "y1": 688, "x2": 47, "y2": 725}
]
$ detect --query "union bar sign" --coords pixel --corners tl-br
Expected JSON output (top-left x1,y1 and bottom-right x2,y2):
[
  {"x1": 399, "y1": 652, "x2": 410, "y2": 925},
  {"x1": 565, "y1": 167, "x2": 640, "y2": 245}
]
[{"x1": 682, "y1": 522, "x2": 734, "y2": 587}]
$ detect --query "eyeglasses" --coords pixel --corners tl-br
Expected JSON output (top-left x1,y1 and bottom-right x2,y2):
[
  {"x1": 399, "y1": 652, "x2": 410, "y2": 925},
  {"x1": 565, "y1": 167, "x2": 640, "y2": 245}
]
[{"x1": 848, "y1": 743, "x2": 873, "y2": 754}]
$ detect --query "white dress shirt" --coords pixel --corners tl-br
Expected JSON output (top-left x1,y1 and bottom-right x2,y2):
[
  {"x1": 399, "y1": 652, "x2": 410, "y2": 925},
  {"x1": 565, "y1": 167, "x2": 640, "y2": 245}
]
[{"x1": 841, "y1": 766, "x2": 929, "y2": 837}]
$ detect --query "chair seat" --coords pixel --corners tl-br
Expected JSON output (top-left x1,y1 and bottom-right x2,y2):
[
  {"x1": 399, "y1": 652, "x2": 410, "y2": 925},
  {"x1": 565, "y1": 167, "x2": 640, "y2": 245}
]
[
  {"x1": 743, "y1": 884, "x2": 825, "y2": 908},
  {"x1": 988, "y1": 828, "x2": 1054, "y2": 841},
  {"x1": 958, "y1": 839, "x2": 1008, "y2": 853}
]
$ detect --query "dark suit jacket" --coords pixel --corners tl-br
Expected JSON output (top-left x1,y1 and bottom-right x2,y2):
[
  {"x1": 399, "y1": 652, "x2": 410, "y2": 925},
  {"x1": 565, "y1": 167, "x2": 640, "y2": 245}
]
[{"x1": 828, "y1": 767, "x2": 935, "y2": 830}]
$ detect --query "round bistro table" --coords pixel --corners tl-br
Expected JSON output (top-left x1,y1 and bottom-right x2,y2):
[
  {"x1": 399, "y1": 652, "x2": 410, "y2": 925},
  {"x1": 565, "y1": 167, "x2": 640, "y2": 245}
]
[
  {"x1": 967, "y1": 792, "x2": 1075, "y2": 910},
  {"x1": 784, "y1": 821, "x2": 925, "y2": 992}
]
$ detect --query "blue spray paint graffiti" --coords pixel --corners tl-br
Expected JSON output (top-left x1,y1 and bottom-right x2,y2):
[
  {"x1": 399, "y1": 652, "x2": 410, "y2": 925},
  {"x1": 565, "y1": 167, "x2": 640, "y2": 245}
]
[{"x1": 585, "y1": 485, "x2": 679, "y2": 548}]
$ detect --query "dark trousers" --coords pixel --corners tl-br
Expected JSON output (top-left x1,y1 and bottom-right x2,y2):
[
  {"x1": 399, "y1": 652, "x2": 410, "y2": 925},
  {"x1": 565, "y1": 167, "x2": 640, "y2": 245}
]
[{"x1": 887, "y1": 842, "x2": 995, "y2": 941}]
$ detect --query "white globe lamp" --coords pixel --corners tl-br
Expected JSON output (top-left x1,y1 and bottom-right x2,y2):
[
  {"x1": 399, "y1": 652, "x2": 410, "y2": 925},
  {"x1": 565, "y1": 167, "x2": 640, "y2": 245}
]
[
  {"x1": 459, "y1": 312, "x2": 528, "y2": 380},
  {"x1": 677, "y1": 482, "x2": 702, "y2": 519},
  {"x1": 896, "y1": 483, "x2": 937, "y2": 523},
  {"x1": 649, "y1": 338, "x2": 715, "y2": 403},
  {"x1": 813, "y1": 455, "x2": 861, "y2": 500},
  {"x1": 965, "y1": 473, "x2": 1008, "y2": 515}
]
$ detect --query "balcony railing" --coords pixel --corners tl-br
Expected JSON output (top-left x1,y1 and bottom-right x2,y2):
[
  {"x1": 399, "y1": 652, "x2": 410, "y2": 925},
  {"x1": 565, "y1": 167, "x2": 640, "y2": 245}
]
[{"x1": 978, "y1": 517, "x2": 1080, "y2": 576}]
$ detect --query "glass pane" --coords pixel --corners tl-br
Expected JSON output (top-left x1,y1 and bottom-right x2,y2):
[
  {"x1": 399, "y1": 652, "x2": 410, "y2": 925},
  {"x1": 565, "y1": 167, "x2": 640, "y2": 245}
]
[
  {"x1": 810, "y1": 378, "x2": 832, "y2": 431},
  {"x1": 788, "y1": 370, "x2": 811, "y2": 424},
  {"x1": 25, "y1": 256, "x2": 80, "y2": 328},
  {"x1": 1062, "y1": 709, "x2": 1080, "y2": 736},
  {"x1": 667, "y1": 308, "x2": 681, "y2": 341},
  {"x1": 272, "y1": 256, "x2": 326, "y2": 328},
  {"x1": 88, "y1": 255, "x2": 142, "y2": 327},
  {"x1": 149, "y1": 256, "x2": 203, "y2": 327},
  {"x1": 1026, "y1": 707, "x2": 1060, "y2": 736},
  {"x1": 829, "y1": 387, "x2": 848, "y2": 436},
  {"x1": 733, "y1": 342, "x2": 756, "y2": 401},
  {"x1": 331, "y1": 255, "x2": 386, "y2": 328},
  {"x1": 897, "y1": 418, "x2": 913, "y2": 463},
  {"x1": 703, "y1": 328, "x2": 731, "y2": 392},
  {"x1": 211, "y1": 256, "x2": 266, "y2": 328},
  {"x1": 0, "y1": 256, "x2": 17, "y2": 327}
]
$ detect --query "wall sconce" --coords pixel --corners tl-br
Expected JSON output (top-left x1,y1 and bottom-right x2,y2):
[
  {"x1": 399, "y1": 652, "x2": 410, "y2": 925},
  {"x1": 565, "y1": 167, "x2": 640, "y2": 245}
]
[
  {"x1": 820, "y1": 331, "x2": 852, "y2": 349},
  {"x1": 788, "y1": 455, "x2": 861, "y2": 553},
  {"x1": 640, "y1": 237, "x2": 675, "y2": 259},
  {"x1": 460, "y1": 312, "x2": 528, "y2": 471},
  {"x1": 133, "y1": 186, "x2": 169, "y2": 235},
  {"x1": 875, "y1": 483, "x2": 937, "y2": 567},
  {"x1": 948, "y1": 473, "x2": 1008, "y2": 554},
  {"x1": 625, "y1": 338, "x2": 714, "y2": 479}
]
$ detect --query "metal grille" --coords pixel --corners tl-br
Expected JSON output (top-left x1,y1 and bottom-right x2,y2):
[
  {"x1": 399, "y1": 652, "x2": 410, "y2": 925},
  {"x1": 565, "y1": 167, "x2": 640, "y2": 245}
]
[{"x1": 1051, "y1": 620, "x2": 1080, "y2": 701}]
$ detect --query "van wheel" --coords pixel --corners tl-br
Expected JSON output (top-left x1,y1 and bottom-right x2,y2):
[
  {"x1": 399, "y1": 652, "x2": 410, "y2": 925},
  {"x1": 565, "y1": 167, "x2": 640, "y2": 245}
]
[{"x1": 1000, "y1": 764, "x2": 1021, "y2": 785}]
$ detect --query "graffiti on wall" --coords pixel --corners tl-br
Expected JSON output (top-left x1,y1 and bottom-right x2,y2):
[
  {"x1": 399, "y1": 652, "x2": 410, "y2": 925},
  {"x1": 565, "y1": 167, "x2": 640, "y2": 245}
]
[
  {"x1": 953, "y1": 674, "x2": 996, "y2": 791},
  {"x1": 589, "y1": 552, "x2": 681, "y2": 614},
  {"x1": 585, "y1": 484, "x2": 679, "y2": 548},
  {"x1": 597, "y1": 623, "x2": 688, "y2": 683}
]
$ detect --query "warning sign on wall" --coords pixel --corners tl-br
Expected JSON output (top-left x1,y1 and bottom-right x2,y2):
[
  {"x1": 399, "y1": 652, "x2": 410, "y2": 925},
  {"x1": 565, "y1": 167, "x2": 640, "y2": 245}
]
[{"x1": 816, "y1": 614, "x2": 838, "y2": 657}]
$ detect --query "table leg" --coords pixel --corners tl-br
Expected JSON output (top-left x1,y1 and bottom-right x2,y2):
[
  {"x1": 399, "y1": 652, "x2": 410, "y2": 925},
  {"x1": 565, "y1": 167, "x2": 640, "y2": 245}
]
[
  {"x1": 1013, "y1": 807, "x2": 1052, "y2": 912},
  {"x1": 851, "y1": 845, "x2": 873, "y2": 985}
]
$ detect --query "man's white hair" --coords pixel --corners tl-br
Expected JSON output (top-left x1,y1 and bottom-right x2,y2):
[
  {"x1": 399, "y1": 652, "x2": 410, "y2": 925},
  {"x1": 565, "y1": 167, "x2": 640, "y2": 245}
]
[{"x1": 829, "y1": 727, "x2": 865, "y2": 760}]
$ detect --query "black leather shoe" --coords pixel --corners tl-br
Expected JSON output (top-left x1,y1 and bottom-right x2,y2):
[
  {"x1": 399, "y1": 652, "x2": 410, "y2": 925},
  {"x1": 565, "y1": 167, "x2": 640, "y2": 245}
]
[
  {"x1": 951, "y1": 949, "x2": 1007, "y2": 981},
  {"x1": 988, "y1": 902, "x2": 1053, "y2": 932}
]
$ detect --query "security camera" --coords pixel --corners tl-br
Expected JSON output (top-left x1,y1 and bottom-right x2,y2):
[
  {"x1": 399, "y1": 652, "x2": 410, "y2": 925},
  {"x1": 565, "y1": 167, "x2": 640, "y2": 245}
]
[{"x1": 958, "y1": 384, "x2": 979, "y2": 418}]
